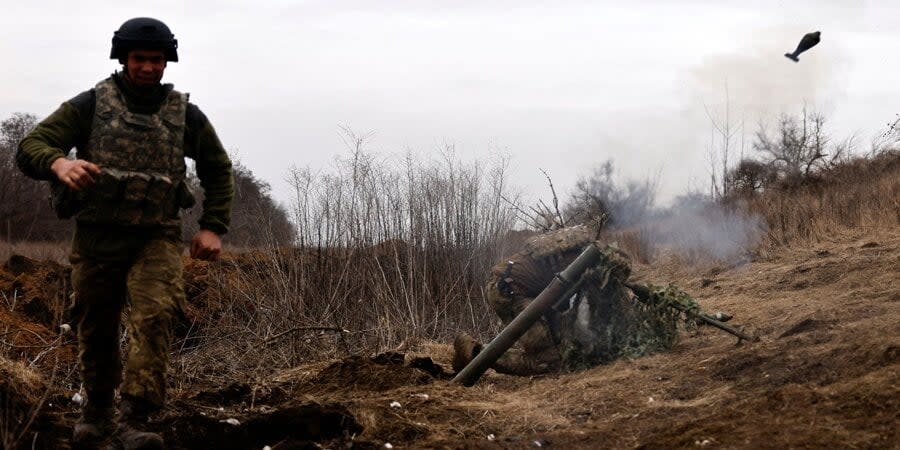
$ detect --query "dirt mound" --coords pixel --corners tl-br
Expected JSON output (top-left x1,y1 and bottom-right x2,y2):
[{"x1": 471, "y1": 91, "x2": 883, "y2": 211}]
[
  {"x1": 0, "y1": 255, "x2": 76, "y2": 372},
  {"x1": 160, "y1": 352, "x2": 453, "y2": 448},
  {"x1": 160, "y1": 402, "x2": 363, "y2": 450},
  {"x1": 309, "y1": 354, "x2": 440, "y2": 392},
  {"x1": 0, "y1": 254, "x2": 69, "y2": 329},
  {"x1": 0, "y1": 356, "x2": 69, "y2": 449}
]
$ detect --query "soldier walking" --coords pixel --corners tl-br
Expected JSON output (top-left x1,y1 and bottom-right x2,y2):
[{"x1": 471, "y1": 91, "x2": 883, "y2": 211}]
[{"x1": 16, "y1": 17, "x2": 234, "y2": 449}]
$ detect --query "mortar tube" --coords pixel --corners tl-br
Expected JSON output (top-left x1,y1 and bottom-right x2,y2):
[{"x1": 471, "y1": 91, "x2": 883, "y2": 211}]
[{"x1": 453, "y1": 244, "x2": 604, "y2": 386}]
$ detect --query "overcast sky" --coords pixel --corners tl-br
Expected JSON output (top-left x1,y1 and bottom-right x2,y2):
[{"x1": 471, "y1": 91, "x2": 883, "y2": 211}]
[{"x1": 2, "y1": 1, "x2": 897, "y2": 206}]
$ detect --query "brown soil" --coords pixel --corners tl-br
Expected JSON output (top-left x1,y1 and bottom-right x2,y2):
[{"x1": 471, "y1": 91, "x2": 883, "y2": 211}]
[
  {"x1": 1, "y1": 230, "x2": 897, "y2": 449},
  {"x1": 0, "y1": 255, "x2": 76, "y2": 374}
]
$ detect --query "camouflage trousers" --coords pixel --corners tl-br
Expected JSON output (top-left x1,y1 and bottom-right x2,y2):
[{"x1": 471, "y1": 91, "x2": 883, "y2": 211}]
[{"x1": 70, "y1": 237, "x2": 184, "y2": 409}]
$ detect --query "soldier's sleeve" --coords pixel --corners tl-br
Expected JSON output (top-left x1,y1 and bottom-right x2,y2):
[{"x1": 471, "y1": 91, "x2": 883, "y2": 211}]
[
  {"x1": 184, "y1": 102, "x2": 233, "y2": 235},
  {"x1": 16, "y1": 90, "x2": 94, "y2": 180}
]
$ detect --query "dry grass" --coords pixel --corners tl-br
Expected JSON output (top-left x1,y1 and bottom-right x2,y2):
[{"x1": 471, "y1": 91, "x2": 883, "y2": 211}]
[
  {"x1": 0, "y1": 356, "x2": 41, "y2": 448},
  {"x1": 170, "y1": 149, "x2": 521, "y2": 385},
  {"x1": 168, "y1": 150, "x2": 900, "y2": 389},
  {"x1": 0, "y1": 241, "x2": 68, "y2": 265},
  {"x1": 746, "y1": 151, "x2": 900, "y2": 248},
  {"x1": 0, "y1": 350, "x2": 62, "y2": 449},
  {"x1": 608, "y1": 151, "x2": 900, "y2": 268}
]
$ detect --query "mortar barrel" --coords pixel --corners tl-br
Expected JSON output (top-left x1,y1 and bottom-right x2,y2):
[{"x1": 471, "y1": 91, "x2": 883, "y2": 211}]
[{"x1": 453, "y1": 244, "x2": 604, "y2": 386}]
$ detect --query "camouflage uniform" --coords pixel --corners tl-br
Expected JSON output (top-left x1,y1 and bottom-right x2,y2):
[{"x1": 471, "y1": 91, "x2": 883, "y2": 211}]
[
  {"x1": 477, "y1": 226, "x2": 678, "y2": 375},
  {"x1": 70, "y1": 238, "x2": 184, "y2": 407},
  {"x1": 17, "y1": 73, "x2": 233, "y2": 410}
]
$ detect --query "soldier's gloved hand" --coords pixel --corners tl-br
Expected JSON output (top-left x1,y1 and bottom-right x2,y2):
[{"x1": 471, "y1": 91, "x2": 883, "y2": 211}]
[
  {"x1": 50, "y1": 158, "x2": 101, "y2": 191},
  {"x1": 191, "y1": 229, "x2": 222, "y2": 261}
]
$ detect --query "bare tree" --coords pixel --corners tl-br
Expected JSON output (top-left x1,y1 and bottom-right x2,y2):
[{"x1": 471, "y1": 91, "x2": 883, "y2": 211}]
[
  {"x1": 753, "y1": 106, "x2": 833, "y2": 179},
  {"x1": 182, "y1": 155, "x2": 295, "y2": 247},
  {"x1": 703, "y1": 83, "x2": 745, "y2": 199},
  {"x1": 564, "y1": 159, "x2": 659, "y2": 229},
  {"x1": 0, "y1": 113, "x2": 69, "y2": 242},
  {"x1": 724, "y1": 158, "x2": 778, "y2": 195},
  {"x1": 870, "y1": 114, "x2": 900, "y2": 157}
]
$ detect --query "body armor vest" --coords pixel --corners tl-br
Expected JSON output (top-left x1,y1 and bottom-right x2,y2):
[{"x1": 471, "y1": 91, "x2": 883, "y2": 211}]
[{"x1": 74, "y1": 77, "x2": 194, "y2": 226}]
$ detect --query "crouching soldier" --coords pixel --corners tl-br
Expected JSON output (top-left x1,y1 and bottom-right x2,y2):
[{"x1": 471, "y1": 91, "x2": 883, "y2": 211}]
[
  {"x1": 16, "y1": 17, "x2": 234, "y2": 449},
  {"x1": 453, "y1": 226, "x2": 684, "y2": 376}
]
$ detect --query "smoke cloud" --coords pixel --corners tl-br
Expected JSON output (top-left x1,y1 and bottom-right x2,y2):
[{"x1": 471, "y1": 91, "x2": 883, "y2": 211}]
[{"x1": 649, "y1": 197, "x2": 767, "y2": 265}]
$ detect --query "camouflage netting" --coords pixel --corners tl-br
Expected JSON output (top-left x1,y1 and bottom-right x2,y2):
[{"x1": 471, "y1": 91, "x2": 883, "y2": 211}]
[
  {"x1": 560, "y1": 280, "x2": 699, "y2": 370},
  {"x1": 492, "y1": 226, "x2": 594, "y2": 300},
  {"x1": 488, "y1": 226, "x2": 700, "y2": 372},
  {"x1": 523, "y1": 225, "x2": 594, "y2": 260}
]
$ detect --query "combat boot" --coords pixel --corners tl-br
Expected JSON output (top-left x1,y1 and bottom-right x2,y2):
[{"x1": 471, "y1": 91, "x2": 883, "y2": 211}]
[
  {"x1": 72, "y1": 396, "x2": 116, "y2": 449},
  {"x1": 107, "y1": 396, "x2": 164, "y2": 450},
  {"x1": 452, "y1": 333, "x2": 483, "y2": 372}
]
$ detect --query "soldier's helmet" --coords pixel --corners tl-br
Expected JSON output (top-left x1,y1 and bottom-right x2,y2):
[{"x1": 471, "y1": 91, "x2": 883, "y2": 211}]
[{"x1": 110, "y1": 17, "x2": 178, "y2": 62}]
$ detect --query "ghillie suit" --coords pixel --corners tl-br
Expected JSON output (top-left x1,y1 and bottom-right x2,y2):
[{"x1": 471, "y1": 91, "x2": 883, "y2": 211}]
[{"x1": 454, "y1": 226, "x2": 696, "y2": 375}]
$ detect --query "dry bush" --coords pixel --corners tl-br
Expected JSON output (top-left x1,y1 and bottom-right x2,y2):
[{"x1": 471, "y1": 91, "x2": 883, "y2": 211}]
[
  {"x1": 564, "y1": 159, "x2": 659, "y2": 229},
  {"x1": 0, "y1": 241, "x2": 69, "y2": 264},
  {"x1": 608, "y1": 147, "x2": 898, "y2": 268},
  {"x1": 1, "y1": 113, "x2": 73, "y2": 243},
  {"x1": 172, "y1": 143, "x2": 521, "y2": 382},
  {"x1": 746, "y1": 150, "x2": 900, "y2": 248},
  {"x1": 753, "y1": 108, "x2": 835, "y2": 179}
]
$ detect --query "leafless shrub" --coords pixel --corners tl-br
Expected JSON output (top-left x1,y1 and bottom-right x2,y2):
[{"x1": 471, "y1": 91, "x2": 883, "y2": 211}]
[
  {"x1": 564, "y1": 159, "x2": 659, "y2": 229},
  {"x1": 0, "y1": 113, "x2": 71, "y2": 242},
  {"x1": 724, "y1": 158, "x2": 778, "y2": 196},
  {"x1": 172, "y1": 135, "x2": 520, "y2": 382},
  {"x1": 702, "y1": 84, "x2": 749, "y2": 200},
  {"x1": 746, "y1": 150, "x2": 900, "y2": 247},
  {"x1": 752, "y1": 107, "x2": 850, "y2": 181}
]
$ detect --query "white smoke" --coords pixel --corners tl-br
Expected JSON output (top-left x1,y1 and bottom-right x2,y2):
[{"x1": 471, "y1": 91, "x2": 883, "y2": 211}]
[{"x1": 650, "y1": 195, "x2": 767, "y2": 265}]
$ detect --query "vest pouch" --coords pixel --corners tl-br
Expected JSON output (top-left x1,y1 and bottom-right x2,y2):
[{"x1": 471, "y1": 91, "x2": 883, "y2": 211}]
[
  {"x1": 160, "y1": 180, "x2": 194, "y2": 219},
  {"x1": 176, "y1": 181, "x2": 196, "y2": 209},
  {"x1": 66, "y1": 169, "x2": 126, "y2": 224},
  {"x1": 94, "y1": 169, "x2": 127, "y2": 201},
  {"x1": 49, "y1": 180, "x2": 83, "y2": 219},
  {"x1": 142, "y1": 174, "x2": 175, "y2": 223},
  {"x1": 117, "y1": 172, "x2": 152, "y2": 225}
]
